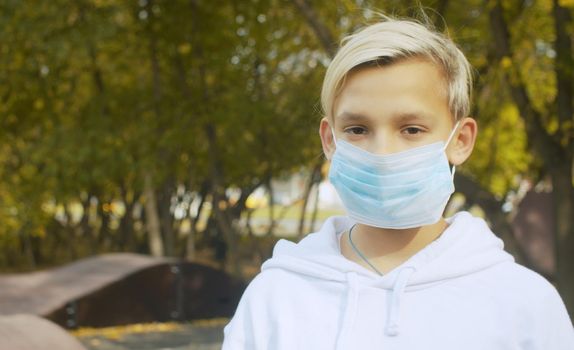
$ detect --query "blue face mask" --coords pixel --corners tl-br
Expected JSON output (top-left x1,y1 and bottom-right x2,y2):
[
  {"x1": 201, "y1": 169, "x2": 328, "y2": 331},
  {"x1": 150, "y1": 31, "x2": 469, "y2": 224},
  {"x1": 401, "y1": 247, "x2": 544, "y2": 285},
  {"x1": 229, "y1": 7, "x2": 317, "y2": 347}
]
[{"x1": 328, "y1": 123, "x2": 460, "y2": 229}]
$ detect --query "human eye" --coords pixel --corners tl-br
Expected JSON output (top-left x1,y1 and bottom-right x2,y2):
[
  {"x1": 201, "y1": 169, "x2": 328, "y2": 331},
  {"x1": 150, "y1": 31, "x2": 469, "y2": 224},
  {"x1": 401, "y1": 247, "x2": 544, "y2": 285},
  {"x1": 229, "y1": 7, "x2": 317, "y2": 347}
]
[
  {"x1": 401, "y1": 126, "x2": 425, "y2": 136},
  {"x1": 343, "y1": 126, "x2": 368, "y2": 135}
]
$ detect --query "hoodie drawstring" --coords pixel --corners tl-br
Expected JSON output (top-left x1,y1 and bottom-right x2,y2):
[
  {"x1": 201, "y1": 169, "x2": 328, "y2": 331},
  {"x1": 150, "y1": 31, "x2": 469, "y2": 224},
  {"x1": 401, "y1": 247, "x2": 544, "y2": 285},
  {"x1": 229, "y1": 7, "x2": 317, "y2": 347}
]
[
  {"x1": 335, "y1": 272, "x2": 359, "y2": 350},
  {"x1": 385, "y1": 266, "x2": 416, "y2": 336},
  {"x1": 337, "y1": 267, "x2": 416, "y2": 348}
]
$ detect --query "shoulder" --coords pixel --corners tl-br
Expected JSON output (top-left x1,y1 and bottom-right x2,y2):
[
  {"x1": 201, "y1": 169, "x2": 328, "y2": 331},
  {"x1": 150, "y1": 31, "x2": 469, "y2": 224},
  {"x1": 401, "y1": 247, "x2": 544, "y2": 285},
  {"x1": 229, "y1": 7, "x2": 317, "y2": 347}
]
[
  {"x1": 493, "y1": 262, "x2": 559, "y2": 298},
  {"x1": 238, "y1": 267, "x2": 300, "y2": 305},
  {"x1": 222, "y1": 269, "x2": 291, "y2": 345},
  {"x1": 496, "y1": 262, "x2": 574, "y2": 346},
  {"x1": 482, "y1": 261, "x2": 562, "y2": 305},
  {"x1": 487, "y1": 262, "x2": 571, "y2": 323}
]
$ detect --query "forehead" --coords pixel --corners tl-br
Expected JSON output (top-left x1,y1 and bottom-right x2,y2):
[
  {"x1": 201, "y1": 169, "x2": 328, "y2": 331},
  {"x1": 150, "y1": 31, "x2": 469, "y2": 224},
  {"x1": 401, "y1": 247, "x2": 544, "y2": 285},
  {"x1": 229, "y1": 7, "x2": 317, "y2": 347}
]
[{"x1": 333, "y1": 58, "x2": 451, "y2": 124}]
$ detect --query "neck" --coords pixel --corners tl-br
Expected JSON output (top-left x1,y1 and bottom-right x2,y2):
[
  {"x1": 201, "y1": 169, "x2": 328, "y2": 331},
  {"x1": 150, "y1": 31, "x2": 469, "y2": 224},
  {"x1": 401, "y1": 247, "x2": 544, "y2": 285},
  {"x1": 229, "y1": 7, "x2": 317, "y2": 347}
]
[{"x1": 352, "y1": 218, "x2": 449, "y2": 261}]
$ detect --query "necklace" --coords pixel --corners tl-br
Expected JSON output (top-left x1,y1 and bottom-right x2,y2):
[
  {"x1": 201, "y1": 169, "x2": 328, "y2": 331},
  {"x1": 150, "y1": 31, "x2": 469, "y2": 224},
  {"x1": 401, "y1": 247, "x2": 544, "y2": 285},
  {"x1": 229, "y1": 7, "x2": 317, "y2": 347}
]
[{"x1": 348, "y1": 224, "x2": 383, "y2": 276}]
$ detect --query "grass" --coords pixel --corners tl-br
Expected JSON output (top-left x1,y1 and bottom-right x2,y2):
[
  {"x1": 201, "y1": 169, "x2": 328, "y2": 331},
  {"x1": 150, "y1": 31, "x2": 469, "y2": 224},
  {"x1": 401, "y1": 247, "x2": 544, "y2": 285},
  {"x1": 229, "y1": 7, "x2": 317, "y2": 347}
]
[
  {"x1": 72, "y1": 318, "x2": 230, "y2": 340},
  {"x1": 247, "y1": 202, "x2": 345, "y2": 221}
]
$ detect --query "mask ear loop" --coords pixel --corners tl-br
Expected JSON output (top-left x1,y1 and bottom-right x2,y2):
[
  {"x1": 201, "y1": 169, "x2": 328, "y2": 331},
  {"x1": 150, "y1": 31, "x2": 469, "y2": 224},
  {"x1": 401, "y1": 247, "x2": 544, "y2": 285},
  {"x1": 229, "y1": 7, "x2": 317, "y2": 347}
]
[
  {"x1": 444, "y1": 121, "x2": 461, "y2": 149},
  {"x1": 327, "y1": 127, "x2": 338, "y2": 161},
  {"x1": 445, "y1": 121, "x2": 461, "y2": 178}
]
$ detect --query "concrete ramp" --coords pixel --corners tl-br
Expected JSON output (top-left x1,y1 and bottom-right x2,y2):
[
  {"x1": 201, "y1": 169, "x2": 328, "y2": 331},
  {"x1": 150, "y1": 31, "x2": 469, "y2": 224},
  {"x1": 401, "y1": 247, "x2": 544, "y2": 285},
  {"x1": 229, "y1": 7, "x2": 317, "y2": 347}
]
[
  {"x1": 0, "y1": 314, "x2": 87, "y2": 350},
  {"x1": 0, "y1": 253, "x2": 170, "y2": 316},
  {"x1": 0, "y1": 253, "x2": 245, "y2": 328}
]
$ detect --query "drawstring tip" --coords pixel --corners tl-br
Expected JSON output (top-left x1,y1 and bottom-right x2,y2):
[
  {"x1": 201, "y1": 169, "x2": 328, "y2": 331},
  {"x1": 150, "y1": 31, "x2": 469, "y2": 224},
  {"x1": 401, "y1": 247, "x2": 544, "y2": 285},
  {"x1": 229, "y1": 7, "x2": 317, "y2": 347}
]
[{"x1": 385, "y1": 324, "x2": 399, "y2": 336}]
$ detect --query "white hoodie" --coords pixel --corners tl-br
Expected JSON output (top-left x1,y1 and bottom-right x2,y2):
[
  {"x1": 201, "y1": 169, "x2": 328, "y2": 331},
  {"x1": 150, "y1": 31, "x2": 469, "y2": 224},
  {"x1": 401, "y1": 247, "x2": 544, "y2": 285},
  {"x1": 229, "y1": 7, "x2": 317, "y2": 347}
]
[{"x1": 222, "y1": 212, "x2": 574, "y2": 349}]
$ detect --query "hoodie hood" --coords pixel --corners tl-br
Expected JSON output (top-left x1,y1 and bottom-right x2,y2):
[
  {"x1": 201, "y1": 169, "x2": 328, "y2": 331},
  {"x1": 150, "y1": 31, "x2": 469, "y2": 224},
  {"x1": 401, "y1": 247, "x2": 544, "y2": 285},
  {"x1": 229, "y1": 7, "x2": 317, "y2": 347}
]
[{"x1": 261, "y1": 211, "x2": 514, "y2": 338}]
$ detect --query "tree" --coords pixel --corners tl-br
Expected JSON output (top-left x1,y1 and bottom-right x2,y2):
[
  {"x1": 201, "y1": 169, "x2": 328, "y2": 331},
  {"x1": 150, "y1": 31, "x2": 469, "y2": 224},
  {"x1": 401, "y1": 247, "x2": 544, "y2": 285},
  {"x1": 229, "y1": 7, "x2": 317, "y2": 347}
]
[
  {"x1": 487, "y1": 0, "x2": 574, "y2": 317},
  {"x1": 289, "y1": 0, "x2": 574, "y2": 316}
]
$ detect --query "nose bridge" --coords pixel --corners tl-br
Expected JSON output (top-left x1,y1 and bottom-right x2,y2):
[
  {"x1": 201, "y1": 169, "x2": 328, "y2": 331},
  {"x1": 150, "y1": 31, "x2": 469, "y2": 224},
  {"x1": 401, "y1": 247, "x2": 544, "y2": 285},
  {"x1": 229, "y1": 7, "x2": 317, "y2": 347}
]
[{"x1": 370, "y1": 128, "x2": 396, "y2": 155}]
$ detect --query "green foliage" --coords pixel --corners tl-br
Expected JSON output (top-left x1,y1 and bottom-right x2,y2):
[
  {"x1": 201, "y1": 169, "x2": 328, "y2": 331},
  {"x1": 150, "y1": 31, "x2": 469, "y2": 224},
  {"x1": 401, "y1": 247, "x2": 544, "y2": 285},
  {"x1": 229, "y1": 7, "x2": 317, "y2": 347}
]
[
  {"x1": 466, "y1": 104, "x2": 533, "y2": 198},
  {"x1": 0, "y1": 0, "x2": 326, "y2": 269},
  {"x1": 0, "y1": 0, "x2": 569, "y2": 269}
]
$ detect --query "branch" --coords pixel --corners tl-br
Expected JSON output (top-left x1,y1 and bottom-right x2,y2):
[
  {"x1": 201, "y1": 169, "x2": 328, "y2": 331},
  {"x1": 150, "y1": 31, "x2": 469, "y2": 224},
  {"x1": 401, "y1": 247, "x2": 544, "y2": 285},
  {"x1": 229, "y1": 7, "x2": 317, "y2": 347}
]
[
  {"x1": 290, "y1": 0, "x2": 337, "y2": 57},
  {"x1": 552, "y1": 0, "x2": 574, "y2": 151},
  {"x1": 434, "y1": 0, "x2": 450, "y2": 31},
  {"x1": 454, "y1": 174, "x2": 538, "y2": 272},
  {"x1": 454, "y1": 174, "x2": 502, "y2": 214},
  {"x1": 487, "y1": 0, "x2": 566, "y2": 165}
]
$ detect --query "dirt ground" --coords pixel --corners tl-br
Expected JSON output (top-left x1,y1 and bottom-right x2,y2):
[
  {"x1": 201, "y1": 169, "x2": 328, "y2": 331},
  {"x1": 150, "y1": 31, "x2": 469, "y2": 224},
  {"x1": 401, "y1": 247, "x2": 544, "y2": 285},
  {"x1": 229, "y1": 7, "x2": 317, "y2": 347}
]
[{"x1": 75, "y1": 319, "x2": 227, "y2": 350}]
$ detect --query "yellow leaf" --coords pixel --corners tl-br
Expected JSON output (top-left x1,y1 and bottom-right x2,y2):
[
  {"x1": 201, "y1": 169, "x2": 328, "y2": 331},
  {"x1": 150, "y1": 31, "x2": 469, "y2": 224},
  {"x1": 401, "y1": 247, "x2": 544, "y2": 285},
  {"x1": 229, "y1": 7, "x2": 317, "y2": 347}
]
[
  {"x1": 501, "y1": 56, "x2": 512, "y2": 69},
  {"x1": 178, "y1": 43, "x2": 191, "y2": 55},
  {"x1": 34, "y1": 99, "x2": 44, "y2": 110},
  {"x1": 34, "y1": 227, "x2": 46, "y2": 239},
  {"x1": 559, "y1": 0, "x2": 574, "y2": 8}
]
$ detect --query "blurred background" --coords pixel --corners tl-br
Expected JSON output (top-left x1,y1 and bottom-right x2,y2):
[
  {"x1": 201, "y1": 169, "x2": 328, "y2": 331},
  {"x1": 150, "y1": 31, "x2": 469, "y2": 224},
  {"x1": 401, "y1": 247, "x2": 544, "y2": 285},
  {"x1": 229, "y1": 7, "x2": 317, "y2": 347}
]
[{"x1": 0, "y1": 0, "x2": 573, "y2": 348}]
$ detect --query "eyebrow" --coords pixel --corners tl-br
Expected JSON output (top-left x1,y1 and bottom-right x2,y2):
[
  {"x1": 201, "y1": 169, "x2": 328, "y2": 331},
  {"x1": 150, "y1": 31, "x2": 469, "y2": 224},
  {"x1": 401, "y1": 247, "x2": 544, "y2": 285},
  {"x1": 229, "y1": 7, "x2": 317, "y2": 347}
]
[
  {"x1": 336, "y1": 111, "x2": 433, "y2": 124},
  {"x1": 336, "y1": 111, "x2": 371, "y2": 123},
  {"x1": 392, "y1": 112, "x2": 432, "y2": 123}
]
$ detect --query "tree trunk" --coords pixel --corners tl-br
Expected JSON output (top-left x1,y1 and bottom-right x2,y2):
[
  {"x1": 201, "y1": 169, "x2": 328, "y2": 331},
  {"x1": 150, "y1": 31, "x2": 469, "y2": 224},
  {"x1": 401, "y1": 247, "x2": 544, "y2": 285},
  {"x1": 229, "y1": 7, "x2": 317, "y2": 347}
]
[
  {"x1": 488, "y1": 0, "x2": 574, "y2": 316},
  {"x1": 118, "y1": 189, "x2": 138, "y2": 251},
  {"x1": 454, "y1": 174, "x2": 532, "y2": 269},
  {"x1": 158, "y1": 179, "x2": 176, "y2": 257},
  {"x1": 291, "y1": 0, "x2": 337, "y2": 56},
  {"x1": 20, "y1": 223, "x2": 36, "y2": 270},
  {"x1": 265, "y1": 175, "x2": 277, "y2": 236},
  {"x1": 297, "y1": 161, "x2": 322, "y2": 239},
  {"x1": 309, "y1": 181, "x2": 321, "y2": 233},
  {"x1": 185, "y1": 225, "x2": 196, "y2": 261},
  {"x1": 551, "y1": 166, "x2": 574, "y2": 317},
  {"x1": 186, "y1": 182, "x2": 209, "y2": 260},
  {"x1": 96, "y1": 200, "x2": 111, "y2": 249},
  {"x1": 143, "y1": 173, "x2": 164, "y2": 257},
  {"x1": 185, "y1": 198, "x2": 202, "y2": 261},
  {"x1": 211, "y1": 189, "x2": 240, "y2": 276},
  {"x1": 79, "y1": 194, "x2": 96, "y2": 254}
]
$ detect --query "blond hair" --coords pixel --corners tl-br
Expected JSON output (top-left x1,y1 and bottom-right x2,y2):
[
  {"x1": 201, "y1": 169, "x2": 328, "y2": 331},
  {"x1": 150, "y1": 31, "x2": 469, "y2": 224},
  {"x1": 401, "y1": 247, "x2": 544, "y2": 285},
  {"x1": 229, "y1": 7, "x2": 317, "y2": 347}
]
[{"x1": 321, "y1": 16, "x2": 472, "y2": 121}]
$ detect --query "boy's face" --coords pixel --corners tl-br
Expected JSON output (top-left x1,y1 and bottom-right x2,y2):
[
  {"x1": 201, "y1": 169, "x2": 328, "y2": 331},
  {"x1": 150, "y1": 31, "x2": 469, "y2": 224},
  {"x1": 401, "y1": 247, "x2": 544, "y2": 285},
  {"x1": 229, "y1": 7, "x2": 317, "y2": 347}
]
[{"x1": 320, "y1": 57, "x2": 477, "y2": 165}]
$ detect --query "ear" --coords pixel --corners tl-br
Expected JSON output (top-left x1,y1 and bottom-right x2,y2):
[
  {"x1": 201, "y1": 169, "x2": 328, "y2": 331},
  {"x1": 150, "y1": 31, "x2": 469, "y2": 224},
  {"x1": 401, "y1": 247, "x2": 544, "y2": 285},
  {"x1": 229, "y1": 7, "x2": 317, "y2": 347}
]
[
  {"x1": 319, "y1": 117, "x2": 336, "y2": 160},
  {"x1": 446, "y1": 117, "x2": 478, "y2": 166}
]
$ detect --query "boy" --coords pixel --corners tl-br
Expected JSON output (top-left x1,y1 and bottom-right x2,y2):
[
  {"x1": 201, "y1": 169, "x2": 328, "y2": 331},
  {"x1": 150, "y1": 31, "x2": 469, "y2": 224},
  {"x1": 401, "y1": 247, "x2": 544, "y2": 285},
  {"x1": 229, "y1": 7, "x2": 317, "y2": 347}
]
[{"x1": 222, "y1": 15, "x2": 574, "y2": 349}]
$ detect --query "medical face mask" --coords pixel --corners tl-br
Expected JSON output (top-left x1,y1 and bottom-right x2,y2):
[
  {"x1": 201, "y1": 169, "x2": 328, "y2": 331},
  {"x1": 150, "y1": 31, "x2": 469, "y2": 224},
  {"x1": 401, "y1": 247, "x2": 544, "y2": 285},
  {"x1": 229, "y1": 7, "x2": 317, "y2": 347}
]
[{"x1": 328, "y1": 123, "x2": 460, "y2": 229}]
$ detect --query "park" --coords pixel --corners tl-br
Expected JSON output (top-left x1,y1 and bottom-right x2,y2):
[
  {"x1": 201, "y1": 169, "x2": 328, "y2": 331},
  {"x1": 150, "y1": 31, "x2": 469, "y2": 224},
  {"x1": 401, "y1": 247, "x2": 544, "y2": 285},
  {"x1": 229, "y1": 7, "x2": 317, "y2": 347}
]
[{"x1": 0, "y1": 0, "x2": 573, "y2": 348}]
